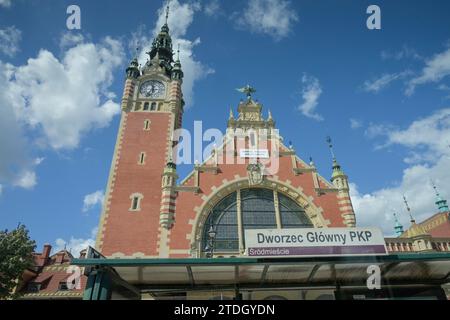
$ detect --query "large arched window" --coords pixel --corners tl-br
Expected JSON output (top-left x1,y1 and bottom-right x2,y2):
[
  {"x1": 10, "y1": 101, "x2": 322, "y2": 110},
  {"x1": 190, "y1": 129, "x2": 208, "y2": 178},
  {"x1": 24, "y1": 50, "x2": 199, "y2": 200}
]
[
  {"x1": 202, "y1": 192, "x2": 238, "y2": 251},
  {"x1": 202, "y1": 188, "x2": 313, "y2": 254}
]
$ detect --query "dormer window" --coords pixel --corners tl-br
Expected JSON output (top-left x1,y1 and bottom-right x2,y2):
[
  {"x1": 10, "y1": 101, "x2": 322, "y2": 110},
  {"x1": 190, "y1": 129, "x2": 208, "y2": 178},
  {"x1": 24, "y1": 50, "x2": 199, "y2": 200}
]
[
  {"x1": 27, "y1": 282, "x2": 41, "y2": 293},
  {"x1": 58, "y1": 282, "x2": 69, "y2": 291}
]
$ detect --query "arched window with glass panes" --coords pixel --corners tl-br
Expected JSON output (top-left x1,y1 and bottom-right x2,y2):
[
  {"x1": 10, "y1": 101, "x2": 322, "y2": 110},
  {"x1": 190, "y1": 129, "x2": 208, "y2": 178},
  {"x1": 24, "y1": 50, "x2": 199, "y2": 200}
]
[{"x1": 201, "y1": 188, "x2": 313, "y2": 254}]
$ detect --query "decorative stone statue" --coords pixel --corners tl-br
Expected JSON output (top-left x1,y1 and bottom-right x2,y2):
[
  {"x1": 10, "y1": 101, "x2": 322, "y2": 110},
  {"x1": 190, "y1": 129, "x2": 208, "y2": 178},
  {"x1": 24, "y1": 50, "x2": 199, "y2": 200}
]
[{"x1": 247, "y1": 162, "x2": 265, "y2": 185}]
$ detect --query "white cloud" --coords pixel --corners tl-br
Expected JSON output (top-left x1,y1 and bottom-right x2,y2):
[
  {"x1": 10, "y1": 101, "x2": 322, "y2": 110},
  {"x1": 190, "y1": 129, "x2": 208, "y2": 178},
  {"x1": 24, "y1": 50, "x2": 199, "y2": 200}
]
[
  {"x1": 54, "y1": 227, "x2": 98, "y2": 257},
  {"x1": 350, "y1": 118, "x2": 362, "y2": 129},
  {"x1": 0, "y1": 26, "x2": 21, "y2": 57},
  {"x1": 235, "y1": 0, "x2": 298, "y2": 39},
  {"x1": 133, "y1": 0, "x2": 213, "y2": 108},
  {"x1": 0, "y1": 62, "x2": 31, "y2": 189},
  {"x1": 368, "y1": 108, "x2": 450, "y2": 163},
  {"x1": 7, "y1": 36, "x2": 123, "y2": 150},
  {"x1": 352, "y1": 157, "x2": 450, "y2": 236},
  {"x1": 297, "y1": 73, "x2": 323, "y2": 121},
  {"x1": 438, "y1": 84, "x2": 450, "y2": 99},
  {"x1": 82, "y1": 190, "x2": 104, "y2": 212},
  {"x1": 0, "y1": 36, "x2": 124, "y2": 191},
  {"x1": 364, "y1": 123, "x2": 394, "y2": 138},
  {"x1": 0, "y1": 0, "x2": 12, "y2": 8},
  {"x1": 381, "y1": 45, "x2": 422, "y2": 61},
  {"x1": 204, "y1": 0, "x2": 220, "y2": 17},
  {"x1": 13, "y1": 170, "x2": 36, "y2": 189},
  {"x1": 34, "y1": 157, "x2": 45, "y2": 165},
  {"x1": 362, "y1": 71, "x2": 411, "y2": 93},
  {"x1": 352, "y1": 108, "x2": 450, "y2": 235},
  {"x1": 59, "y1": 32, "x2": 85, "y2": 50},
  {"x1": 406, "y1": 47, "x2": 450, "y2": 95}
]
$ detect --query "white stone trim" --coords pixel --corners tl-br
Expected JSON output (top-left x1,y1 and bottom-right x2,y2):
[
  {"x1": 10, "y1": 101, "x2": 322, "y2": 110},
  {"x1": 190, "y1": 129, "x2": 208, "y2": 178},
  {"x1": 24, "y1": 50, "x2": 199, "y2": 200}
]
[{"x1": 129, "y1": 193, "x2": 144, "y2": 211}]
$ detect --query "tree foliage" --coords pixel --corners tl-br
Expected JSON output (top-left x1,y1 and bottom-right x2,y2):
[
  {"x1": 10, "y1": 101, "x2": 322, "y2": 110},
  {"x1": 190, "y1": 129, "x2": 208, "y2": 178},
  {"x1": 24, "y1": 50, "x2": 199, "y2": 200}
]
[{"x1": 0, "y1": 224, "x2": 36, "y2": 299}]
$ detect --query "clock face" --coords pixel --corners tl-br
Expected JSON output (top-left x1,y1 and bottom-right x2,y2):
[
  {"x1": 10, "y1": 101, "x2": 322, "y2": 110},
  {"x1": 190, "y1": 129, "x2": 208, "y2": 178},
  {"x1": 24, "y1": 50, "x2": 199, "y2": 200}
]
[{"x1": 140, "y1": 80, "x2": 166, "y2": 98}]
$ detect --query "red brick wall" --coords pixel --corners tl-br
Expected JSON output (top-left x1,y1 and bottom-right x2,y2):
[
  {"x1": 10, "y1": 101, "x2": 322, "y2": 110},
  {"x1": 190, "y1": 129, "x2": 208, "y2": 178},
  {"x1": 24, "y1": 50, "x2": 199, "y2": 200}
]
[
  {"x1": 100, "y1": 112, "x2": 172, "y2": 256},
  {"x1": 100, "y1": 112, "x2": 347, "y2": 258},
  {"x1": 170, "y1": 146, "x2": 345, "y2": 257}
]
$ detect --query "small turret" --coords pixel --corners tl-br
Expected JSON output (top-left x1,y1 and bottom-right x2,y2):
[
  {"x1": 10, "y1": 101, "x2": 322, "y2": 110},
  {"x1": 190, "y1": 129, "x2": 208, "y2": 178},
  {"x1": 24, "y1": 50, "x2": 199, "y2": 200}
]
[
  {"x1": 326, "y1": 136, "x2": 348, "y2": 190},
  {"x1": 172, "y1": 44, "x2": 184, "y2": 81},
  {"x1": 160, "y1": 156, "x2": 178, "y2": 229},
  {"x1": 267, "y1": 110, "x2": 275, "y2": 127},
  {"x1": 126, "y1": 56, "x2": 140, "y2": 79},
  {"x1": 326, "y1": 136, "x2": 355, "y2": 227},
  {"x1": 393, "y1": 212, "x2": 404, "y2": 236},
  {"x1": 432, "y1": 182, "x2": 449, "y2": 213}
]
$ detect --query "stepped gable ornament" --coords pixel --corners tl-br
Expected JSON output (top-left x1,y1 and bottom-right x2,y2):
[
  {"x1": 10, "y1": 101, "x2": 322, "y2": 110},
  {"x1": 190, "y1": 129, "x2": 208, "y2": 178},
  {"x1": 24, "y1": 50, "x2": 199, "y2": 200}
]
[{"x1": 247, "y1": 162, "x2": 265, "y2": 186}]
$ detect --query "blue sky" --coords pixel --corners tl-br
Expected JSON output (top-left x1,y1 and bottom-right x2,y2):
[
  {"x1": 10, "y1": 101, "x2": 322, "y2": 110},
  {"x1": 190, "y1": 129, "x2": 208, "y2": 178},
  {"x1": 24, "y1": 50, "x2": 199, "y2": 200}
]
[{"x1": 1, "y1": 0, "x2": 450, "y2": 255}]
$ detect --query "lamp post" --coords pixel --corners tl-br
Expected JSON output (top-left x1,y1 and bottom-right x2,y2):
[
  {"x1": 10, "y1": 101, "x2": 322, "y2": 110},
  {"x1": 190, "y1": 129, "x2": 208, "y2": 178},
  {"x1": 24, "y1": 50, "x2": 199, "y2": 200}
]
[{"x1": 206, "y1": 225, "x2": 217, "y2": 258}]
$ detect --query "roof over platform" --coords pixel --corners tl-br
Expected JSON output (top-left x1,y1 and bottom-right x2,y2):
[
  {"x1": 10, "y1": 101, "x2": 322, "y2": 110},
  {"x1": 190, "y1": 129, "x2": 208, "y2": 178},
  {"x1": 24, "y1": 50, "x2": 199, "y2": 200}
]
[{"x1": 72, "y1": 253, "x2": 450, "y2": 292}]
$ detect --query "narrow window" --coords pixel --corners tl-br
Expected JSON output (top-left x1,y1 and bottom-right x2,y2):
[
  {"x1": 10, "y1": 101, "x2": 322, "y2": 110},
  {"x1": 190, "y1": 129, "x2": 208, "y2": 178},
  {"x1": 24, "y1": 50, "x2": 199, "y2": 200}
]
[
  {"x1": 248, "y1": 130, "x2": 258, "y2": 149},
  {"x1": 143, "y1": 102, "x2": 149, "y2": 111},
  {"x1": 129, "y1": 193, "x2": 143, "y2": 211},
  {"x1": 150, "y1": 102, "x2": 157, "y2": 111},
  {"x1": 138, "y1": 152, "x2": 146, "y2": 165},
  {"x1": 250, "y1": 133, "x2": 256, "y2": 147},
  {"x1": 131, "y1": 197, "x2": 139, "y2": 210},
  {"x1": 144, "y1": 120, "x2": 150, "y2": 130}
]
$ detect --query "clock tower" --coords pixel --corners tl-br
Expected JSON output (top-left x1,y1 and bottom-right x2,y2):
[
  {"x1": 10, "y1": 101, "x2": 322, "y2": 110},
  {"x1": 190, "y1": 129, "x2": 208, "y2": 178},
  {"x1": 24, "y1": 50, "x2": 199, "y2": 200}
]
[{"x1": 95, "y1": 14, "x2": 184, "y2": 257}]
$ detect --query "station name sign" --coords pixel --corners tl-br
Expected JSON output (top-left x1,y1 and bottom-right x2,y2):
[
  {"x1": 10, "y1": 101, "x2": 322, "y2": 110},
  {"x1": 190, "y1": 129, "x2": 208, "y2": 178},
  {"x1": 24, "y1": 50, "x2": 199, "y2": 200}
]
[
  {"x1": 245, "y1": 228, "x2": 387, "y2": 257},
  {"x1": 239, "y1": 149, "x2": 269, "y2": 158}
]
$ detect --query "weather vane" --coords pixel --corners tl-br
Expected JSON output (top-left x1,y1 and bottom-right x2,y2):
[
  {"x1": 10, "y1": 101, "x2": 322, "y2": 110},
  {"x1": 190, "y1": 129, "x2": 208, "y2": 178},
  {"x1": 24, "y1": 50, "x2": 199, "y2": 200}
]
[{"x1": 236, "y1": 84, "x2": 256, "y2": 99}]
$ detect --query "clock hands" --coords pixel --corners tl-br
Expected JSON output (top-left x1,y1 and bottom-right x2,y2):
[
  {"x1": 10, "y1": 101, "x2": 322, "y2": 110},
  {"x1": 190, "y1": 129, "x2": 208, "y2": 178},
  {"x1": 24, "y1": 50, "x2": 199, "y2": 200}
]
[{"x1": 141, "y1": 81, "x2": 165, "y2": 98}]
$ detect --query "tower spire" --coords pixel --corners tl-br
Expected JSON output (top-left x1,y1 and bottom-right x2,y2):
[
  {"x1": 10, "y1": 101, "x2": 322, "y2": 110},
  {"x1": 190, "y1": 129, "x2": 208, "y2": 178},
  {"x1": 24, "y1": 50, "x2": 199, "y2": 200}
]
[
  {"x1": 143, "y1": 0, "x2": 174, "y2": 76},
  {"x1": 325, "y1": 136, "x2": 355, "y2": 226},
  {"x1": 326, "y1": 136, "x2": 345, "y2": 179},
  {"x1": 134, "y1": 42, "x2": 140, "y2": 60},
  {"x1": 309, "y1": 156, "x2": 316, "y2": 168},
  {"x1": 393, "y1": 212, "x2": 404, "y2": 236},
  {"x1": 326, "y1": 136, "x2": 336, "y2": 160},
  {"x1": 229, "y1": 108, "x2": 234, "y2": 120},
  {"x1": 171, "y1": 43, "x2": 184, "y2": 80},
  {"x1": 165, "y1": 0, "x2": 170, "y2": 25},
  {"x1": 126, "y1": 43, "x2": 141, "y2": 79},
  {"x1": 431, "y1": 180, "x2": 449, "y2": 213},
  {"x1": 403, "y1": 195, "x2": 415, "y2": 223}
]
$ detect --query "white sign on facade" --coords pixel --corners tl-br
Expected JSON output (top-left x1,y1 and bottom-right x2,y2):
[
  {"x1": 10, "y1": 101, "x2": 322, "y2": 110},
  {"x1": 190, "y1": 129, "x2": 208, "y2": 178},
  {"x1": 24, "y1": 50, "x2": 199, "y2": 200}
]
[
  {"x1": 245, "y1": 228, "x2": 388, "y2": 257},
  {"x1": 239, "y1": 149, "x2": 269, "y2": 158}
]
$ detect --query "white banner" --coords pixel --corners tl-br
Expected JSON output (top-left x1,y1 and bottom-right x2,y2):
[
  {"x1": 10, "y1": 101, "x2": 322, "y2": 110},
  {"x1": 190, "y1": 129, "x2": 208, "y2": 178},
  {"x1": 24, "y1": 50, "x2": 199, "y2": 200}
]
[
  {"x1": 245, "y1": 228, "x2": 387, "y2": 257},
  {"x1": 239, "y1": 149, "x2": 269, "y2": 158}
]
